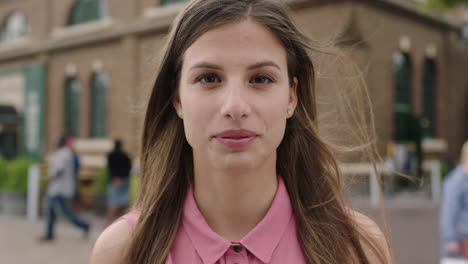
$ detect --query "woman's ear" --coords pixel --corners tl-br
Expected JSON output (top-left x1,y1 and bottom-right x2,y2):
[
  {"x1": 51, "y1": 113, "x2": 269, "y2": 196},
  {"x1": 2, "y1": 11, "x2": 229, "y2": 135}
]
[
  {"x1": 172, "y1": 89, "x2": 183, "y2": 118},
  {"x1": 288, "y1": 77, "x2": 298, "y2": 116}
]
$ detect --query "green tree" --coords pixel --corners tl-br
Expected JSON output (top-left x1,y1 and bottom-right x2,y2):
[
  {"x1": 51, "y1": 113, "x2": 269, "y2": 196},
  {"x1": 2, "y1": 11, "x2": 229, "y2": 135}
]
[{"x1": 423, "y1": 0, "x2": 468, "y2": 9}]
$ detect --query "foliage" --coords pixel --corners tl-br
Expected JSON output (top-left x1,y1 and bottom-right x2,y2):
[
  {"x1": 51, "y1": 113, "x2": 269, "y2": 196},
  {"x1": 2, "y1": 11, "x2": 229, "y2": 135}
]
[
  {"x1": 1, "y1": 157, "x2": 34, "y2": 193},
  {"x1": 0, "y1": 158, "x2": 6, "y2": 190},
  {"x1": 130, "y1": 175, "x2": 138, "y2": 201},
  {"x1": 422, "y1": 0, "x2": 468, "y2": 9},
  {"x1": 94, "y1": 167, "x2": 108, "y2": 195}
]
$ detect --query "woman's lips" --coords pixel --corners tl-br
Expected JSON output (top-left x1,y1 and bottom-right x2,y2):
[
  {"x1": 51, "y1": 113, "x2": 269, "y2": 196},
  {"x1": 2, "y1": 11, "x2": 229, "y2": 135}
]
[{"x1": 214, "y1": 129, "x2": 258, "y2": 148}]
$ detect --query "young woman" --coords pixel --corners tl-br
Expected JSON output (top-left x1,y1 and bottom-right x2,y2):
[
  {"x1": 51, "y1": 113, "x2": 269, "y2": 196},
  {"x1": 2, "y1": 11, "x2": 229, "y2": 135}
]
[{"x1": 91, "y1": 0, "x2": 392, "y2": 263}]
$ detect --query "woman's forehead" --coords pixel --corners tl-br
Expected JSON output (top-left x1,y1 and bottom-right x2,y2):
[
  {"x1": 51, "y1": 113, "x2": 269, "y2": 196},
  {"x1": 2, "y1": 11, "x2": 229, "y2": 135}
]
[{"x1": 182, "y1": 20, "x2": 287, "y2": 70}]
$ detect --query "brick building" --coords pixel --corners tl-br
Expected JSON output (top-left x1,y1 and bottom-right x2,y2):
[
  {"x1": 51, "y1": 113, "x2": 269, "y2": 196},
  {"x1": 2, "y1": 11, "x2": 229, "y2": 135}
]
[{"x1": 0, "y1": 0, "x2": 466, "y2": 164}]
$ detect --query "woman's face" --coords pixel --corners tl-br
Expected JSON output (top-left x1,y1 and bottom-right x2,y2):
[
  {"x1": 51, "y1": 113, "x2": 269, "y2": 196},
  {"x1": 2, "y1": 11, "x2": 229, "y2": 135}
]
[{"x1": 175, "y1": 19, "x2": 297, "y2": 173}]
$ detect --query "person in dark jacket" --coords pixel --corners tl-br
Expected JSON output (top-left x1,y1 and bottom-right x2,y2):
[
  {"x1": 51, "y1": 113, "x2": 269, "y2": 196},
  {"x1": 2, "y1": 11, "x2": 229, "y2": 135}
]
[{"x1": 105, "y1": 139, "x2": 132, "y2": 225}]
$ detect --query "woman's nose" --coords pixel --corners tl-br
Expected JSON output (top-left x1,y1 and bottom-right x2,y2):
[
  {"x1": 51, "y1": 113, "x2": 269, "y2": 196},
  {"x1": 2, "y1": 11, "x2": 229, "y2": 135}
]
[{"x1": 220, "y1": 85, "x2": 251, "y2": 121}]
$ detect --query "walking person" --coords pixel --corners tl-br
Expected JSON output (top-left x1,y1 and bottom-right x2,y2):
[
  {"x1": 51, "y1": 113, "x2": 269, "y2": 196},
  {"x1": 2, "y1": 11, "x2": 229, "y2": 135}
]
[
  {"x1": 40, "y1": 136, "x2": 90, "y2": 241},
  {"x1": 440, "y1": 141, "x2": 468, "y2": 259},
  {"x1": 91, "y1": 1, "x2": 391, "y2": 263},
  {"x1": 105, "y1": 139, "x2": 132, "y2": 226},
  {"x1": 66, "y1": 137, "x2": 82, "y2": 209}
]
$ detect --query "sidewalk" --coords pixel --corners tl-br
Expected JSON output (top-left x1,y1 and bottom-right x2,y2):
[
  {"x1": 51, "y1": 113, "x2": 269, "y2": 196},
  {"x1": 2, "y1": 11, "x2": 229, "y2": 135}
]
[
  {"x1": 354, "y1": 196, "x2": 440, "y2": 264},
  {"x1": 0, "y1": 211, "x2": 103, "y2": 264}
]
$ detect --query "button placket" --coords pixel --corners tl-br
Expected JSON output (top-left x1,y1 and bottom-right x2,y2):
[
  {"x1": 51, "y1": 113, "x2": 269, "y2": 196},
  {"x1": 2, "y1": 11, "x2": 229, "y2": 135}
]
[
  {"x1": 226, "y1": 244, "x2": 248, "y2": 264},
  {"x1": 233, "y1": 245, "x2": 242, "y2": 253}
]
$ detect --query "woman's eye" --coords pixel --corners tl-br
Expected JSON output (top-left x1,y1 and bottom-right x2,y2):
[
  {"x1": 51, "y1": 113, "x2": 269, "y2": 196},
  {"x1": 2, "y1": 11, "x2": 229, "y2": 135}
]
[
  {"x1": 251, "y1": 74, "x2": 274, "y2": 84},
  {"x1": 196, "y1": 73, "x2": 221, "y2": 84}
]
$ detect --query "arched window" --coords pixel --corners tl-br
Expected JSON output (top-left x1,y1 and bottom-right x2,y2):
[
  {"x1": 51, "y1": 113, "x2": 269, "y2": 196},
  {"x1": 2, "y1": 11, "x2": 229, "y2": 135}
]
[
  {"x1": 65, "y1": 77, "x2": 80, "y2": 137},
  {"x1": 160, "y1": 0, "x2": 188, "y2": 6},
  {"x1": 89, "y1": 72, "x2": 109, "y2": 138},
  {"x1": 393, "y1": 52, "x2": 413, "y2": 141},
  {"x1": 421, "y1": 59, "x2": 437, "y2": 138},
  {"x1": 0, "y1": 105, "x2": 20, "y2": 159},
  {"x1": 0, "y1": 11, "x2": 29, "y2": 42},
  {"x1": 67, "y1": 0, "x2": 108, "y2": 26}
]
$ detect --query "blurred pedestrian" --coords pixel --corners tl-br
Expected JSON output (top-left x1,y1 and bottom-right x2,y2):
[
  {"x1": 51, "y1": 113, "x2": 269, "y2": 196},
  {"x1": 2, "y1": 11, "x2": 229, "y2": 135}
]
[
  {"x1": 440, "y1": 141, "x2": 468, "y2": 259},
  {"x1": 39, "y1": 136, "x2": 90, "y2": 242},
  {"x1": 65, "y1": 137, "x2": 81, "y2": 209},
  {"x1": 105, "y1": 139, "x2": 132, "y2": 226}
]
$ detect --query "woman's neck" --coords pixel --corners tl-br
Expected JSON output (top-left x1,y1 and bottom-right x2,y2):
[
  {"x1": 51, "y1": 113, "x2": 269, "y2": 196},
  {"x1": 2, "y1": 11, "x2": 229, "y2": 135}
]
[{"x1": 193, "y1": 163, "x2": 278, "y2": 241}]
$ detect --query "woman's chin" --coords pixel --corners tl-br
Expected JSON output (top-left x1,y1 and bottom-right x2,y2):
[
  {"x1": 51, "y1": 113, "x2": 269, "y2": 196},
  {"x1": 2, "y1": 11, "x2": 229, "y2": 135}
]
[{"x1": 214, "y1": 153, "x2": 260, "y2": 173}]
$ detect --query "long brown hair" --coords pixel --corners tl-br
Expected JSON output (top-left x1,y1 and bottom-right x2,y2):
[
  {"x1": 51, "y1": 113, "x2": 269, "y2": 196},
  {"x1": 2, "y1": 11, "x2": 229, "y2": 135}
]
[{"x1": 125, "y1": 0, "x2": 388, "y2": 263}]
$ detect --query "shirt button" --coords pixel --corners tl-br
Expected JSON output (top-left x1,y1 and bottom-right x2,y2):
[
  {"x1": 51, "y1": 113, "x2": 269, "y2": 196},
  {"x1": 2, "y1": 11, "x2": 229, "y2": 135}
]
[{"x1": 233, "y1": 245, "x2": 242, "y2": 253}]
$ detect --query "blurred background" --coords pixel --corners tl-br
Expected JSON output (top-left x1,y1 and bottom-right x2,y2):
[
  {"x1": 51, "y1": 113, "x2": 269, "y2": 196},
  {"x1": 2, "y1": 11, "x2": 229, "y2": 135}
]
[{"x1": 0, "y1": 0, "x2": 466, "y2": 263}]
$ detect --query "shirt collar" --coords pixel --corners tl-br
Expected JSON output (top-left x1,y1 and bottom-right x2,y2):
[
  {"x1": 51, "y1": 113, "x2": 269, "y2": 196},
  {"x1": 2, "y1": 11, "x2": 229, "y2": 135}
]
[
  {"x1": 181, "y1": 186, "x2": 231, "y2": 264},
  {"x1": 181, "y1": 177, "x2": 293, "y2": 264}
]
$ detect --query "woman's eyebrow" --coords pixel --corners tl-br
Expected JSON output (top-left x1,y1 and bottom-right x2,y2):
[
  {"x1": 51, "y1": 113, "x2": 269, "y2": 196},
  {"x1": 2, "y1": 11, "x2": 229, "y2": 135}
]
[
  {"x1": 189, "y1": 61, "x2": 281, "y2": 71},
  {"x1": 190, "y1": 62, "x2": 223, "y2": 71},
  {"x1": 247, "y1": 61, "x2": 281, "y2": 70}
]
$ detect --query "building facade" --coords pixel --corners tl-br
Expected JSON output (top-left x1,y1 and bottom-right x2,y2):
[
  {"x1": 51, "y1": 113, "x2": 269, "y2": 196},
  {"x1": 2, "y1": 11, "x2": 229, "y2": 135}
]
[{"x1": 0, "y1": 0, "x2": 466, "y2": 163}]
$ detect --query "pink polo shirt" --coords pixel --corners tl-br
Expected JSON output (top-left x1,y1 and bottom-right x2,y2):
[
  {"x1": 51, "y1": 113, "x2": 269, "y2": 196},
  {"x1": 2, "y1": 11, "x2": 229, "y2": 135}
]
[{"x1": 123, "y1": 177, "x2": 306, "y2": 263}]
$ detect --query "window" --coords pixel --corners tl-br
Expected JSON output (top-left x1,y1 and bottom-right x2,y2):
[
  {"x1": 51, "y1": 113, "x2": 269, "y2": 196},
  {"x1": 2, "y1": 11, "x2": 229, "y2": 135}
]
[
  {"x1": 89, "y1": 72, "x2": 109, "y2": 138},
  {"x1": 421, "y1": 59, "x2": 437, "y2": 138},
  {"x1": 0, "y1": 12, "x2": 29, "y2": 42},
  {"x1": 393, "y1": 52, "x2": 413, "y2": 141},
  {"x1": 65, "y1": 77, "x2": 80, "y2": 137},
  {"x1": 463, "y1": 5, "x2": 468, "y2": 41},
  {"x1": 67, "y1": 0, "x2": 108, "y2": 26},
  {"x1": 0, "y1": 105, "x2": 20, "y2": 159},
  {"x1": 160, "y1": 0, "x2": 188, "y2": 6}
]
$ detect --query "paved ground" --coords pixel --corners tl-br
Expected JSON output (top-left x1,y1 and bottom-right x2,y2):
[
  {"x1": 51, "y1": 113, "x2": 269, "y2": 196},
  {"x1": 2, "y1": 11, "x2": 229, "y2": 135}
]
[
  {"x1": 0, "y1": 197, "x2": 440, "y2": 264},
  {"x1": 0, "y1": 211, "x2": 102, "y2": 264},
  {"x1": 354, "y1": 198, "x2": 440, "y2": 264}
]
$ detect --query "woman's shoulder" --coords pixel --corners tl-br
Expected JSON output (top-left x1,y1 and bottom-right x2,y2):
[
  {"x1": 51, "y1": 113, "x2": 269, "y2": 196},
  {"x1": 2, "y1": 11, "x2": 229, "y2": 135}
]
[
  {"x1": 347, "y1": 209, "x2": 383, "y2": 235},
  {"x1": 90, "y1": 219, "x2": 132, "y2": 264},
  {"x1": 346, "y1": 209, "x2": 392, "y2": 264}
]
